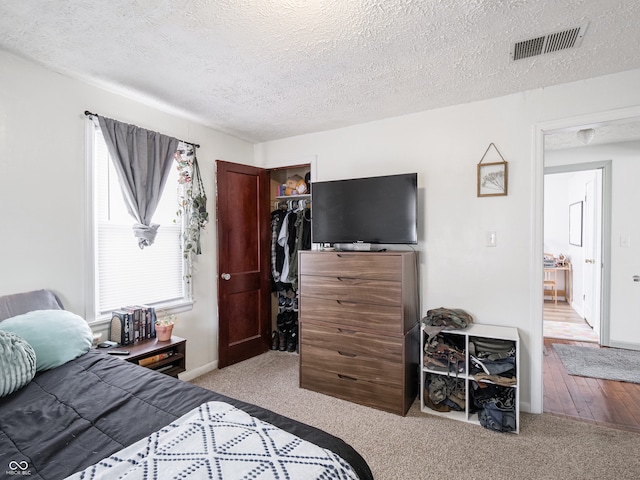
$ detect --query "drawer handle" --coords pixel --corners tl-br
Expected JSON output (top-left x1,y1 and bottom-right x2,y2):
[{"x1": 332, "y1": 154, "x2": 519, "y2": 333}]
[
  {"x1": 337, "y1": 328, "x2": 356, "y2": 334},
  {"x1": 336, "y1": 276, "x2": 361, "y2": 282},
  {"x1": 338, "y1": 374, "x2": 357, "y2": 381},
  {"x1": 336, "y1": 300, "x2": 357, "y2": 306},
  {"x1": 338, "y1": 351, "x2": 356, "y2": 357}
]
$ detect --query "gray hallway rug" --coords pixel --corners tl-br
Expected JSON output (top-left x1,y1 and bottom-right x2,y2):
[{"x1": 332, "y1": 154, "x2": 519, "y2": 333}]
[{"x1": 554, "y1": 343, "x2": 640, "y2": 384}]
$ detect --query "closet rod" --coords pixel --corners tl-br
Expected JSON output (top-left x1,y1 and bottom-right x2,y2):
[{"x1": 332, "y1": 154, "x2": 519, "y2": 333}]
[{"x1": 84, "y1": 110, "x2": 200, "y2": 149}]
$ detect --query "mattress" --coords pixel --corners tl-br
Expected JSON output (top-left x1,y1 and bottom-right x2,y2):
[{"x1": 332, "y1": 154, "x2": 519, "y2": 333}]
[{"x1": 0, "y1": 349, "x2": 372, "y2": 480}]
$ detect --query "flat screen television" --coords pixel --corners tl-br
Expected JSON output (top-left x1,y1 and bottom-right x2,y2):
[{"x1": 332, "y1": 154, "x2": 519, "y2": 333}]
[{"x1": 311, "y1": 172, "x2": 418, "y2": 245}]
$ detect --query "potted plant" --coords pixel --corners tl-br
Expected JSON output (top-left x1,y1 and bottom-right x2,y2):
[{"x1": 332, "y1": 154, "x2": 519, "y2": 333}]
[{"x1": 155, "y1": 314, "x2": 176, "y2": 342}]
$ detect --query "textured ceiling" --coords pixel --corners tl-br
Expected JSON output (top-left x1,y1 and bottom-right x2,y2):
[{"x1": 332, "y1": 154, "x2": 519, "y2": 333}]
[{"x1": 1, "y1": 0, "x2": 640, "y2": 143}]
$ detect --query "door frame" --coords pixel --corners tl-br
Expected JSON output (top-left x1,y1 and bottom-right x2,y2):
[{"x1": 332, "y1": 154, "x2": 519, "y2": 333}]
[
  {"x1": 543, "y1": 162, "x2": 609, "y2": 341},
  {"x1": 531, "y1": 105, "x2": 640, "y2": 414},
  {"x1": 215, "y1": 155, "x2": 317, "y2": 367}
]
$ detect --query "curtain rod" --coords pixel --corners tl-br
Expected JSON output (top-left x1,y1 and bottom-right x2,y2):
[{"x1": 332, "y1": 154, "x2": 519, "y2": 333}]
[{"x1": 84, "y1": 110, "x2": 200, "y2": 149}]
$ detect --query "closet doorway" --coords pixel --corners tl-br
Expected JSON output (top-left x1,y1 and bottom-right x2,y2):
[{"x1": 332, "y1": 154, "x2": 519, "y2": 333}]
[{"x1": 215, "y1": 159, "x2": 311, "y2": 368}]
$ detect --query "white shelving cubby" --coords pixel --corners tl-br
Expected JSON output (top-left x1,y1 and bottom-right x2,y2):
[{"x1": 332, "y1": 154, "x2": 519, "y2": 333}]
[{"x1": 420, "y1": 323, "x2": 519, "y2": 433}]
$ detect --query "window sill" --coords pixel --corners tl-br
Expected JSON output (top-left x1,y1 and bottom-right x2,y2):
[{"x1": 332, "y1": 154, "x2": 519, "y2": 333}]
[{"x1": 89, "y1": 299, "x2": 194, "y2": 327}]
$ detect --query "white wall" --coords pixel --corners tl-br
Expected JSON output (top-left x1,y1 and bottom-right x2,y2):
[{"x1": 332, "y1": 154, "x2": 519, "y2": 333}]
[
  {"x1": 3, "y1": 44, "x2": 640, "y2": 411},
  {"x1": 544, "y1": 174, "x2": 570, "y2": 257},
  {"x1": 255, "y1": 68, "x2": 640, "y2": 413},
  {"x1": 0, "y1": 50, "x2": 254, "y2": 374},
  {"x1": 543, "y1": 172, "x2": 571, "y2": 300},
  {"x1": 546, "y1": 141, "x2": 640, "y2": 349}
]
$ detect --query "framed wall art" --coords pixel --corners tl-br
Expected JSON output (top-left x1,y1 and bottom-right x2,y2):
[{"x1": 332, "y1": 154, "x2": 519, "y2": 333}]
[{"x1": 477, "y1": 143, "x2": 508, "y2": 197}]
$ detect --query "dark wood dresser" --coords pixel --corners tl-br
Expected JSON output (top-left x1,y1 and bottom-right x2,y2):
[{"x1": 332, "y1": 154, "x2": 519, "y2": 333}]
[{"x1": 298, "y1": 251, "x2": 419, "y2": 415}]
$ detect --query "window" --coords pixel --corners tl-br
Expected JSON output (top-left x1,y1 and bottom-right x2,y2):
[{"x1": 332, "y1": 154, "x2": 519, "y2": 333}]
[{"x1": 87, "y1": 121, "x2": 190, "y2": 319}]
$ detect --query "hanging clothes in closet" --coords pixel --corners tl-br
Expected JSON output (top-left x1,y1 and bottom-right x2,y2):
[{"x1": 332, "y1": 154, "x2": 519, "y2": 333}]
[
  {"x1": 271, "y1": 198, "x2": 311, "y2": 291},
  {"x1": 270, "y1": 198, "x2": 311, "y2": 353}
]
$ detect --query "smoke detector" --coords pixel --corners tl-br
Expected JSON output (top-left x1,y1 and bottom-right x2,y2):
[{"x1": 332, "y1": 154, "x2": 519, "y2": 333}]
[{"x1": 510, "y1": 24, "x2": 588, "y2": 61}]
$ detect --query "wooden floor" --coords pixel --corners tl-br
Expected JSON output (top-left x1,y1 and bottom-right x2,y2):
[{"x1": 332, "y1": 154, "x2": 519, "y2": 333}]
[
  {"x1": 543, "y1": 302, "x2": 640, "y2": 433},
  {"x1": 543, "y1": 300, "x2": 590, "y2": 324}
]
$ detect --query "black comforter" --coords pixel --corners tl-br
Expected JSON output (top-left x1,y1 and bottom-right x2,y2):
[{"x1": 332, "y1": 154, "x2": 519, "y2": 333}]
[{"x1": 0, "y1": 349, "x2": 372, "y2": 480}]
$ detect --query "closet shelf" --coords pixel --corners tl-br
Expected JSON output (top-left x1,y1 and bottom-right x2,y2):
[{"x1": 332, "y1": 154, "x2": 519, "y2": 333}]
[
  {"x1": 274, "y1": 194, "x2": 311, "y2": 211},
  {"x1": 275, "y1": 194, "x2": 311, "y2": 200}
]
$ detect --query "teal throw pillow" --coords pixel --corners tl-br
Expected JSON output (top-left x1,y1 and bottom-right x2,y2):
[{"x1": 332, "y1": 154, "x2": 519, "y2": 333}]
[
  {"x1": 0, "y1": 309, "x2": 92, "y2": 372},
  {"x1": 0, "y1": 330, "x2": 37, "y2": 397}
]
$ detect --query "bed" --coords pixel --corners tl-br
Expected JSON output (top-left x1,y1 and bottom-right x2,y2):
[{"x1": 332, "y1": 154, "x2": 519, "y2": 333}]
[{"x1": 0, "y1": 289, "x2": 373, "y2": 480}]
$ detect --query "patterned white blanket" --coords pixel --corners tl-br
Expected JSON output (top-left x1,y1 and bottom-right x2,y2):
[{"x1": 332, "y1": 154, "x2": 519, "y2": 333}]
[{"x1": 65, "y1": 401, "x2": 359, "y2": 479}]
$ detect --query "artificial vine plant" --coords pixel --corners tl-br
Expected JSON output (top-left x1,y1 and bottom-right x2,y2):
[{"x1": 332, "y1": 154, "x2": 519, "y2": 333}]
[{"x1": 175, "y1": 146, "x2": 208, "y2": 268}]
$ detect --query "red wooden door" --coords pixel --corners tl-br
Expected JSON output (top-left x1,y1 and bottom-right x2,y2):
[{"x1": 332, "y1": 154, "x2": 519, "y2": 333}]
[{"x1": 215, "y1": 160, "x2": 271, "y2": 368}]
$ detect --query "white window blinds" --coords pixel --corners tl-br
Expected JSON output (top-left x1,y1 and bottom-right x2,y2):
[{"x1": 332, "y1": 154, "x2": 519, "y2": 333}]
[{"x1": 93, "y1": 125, "x2": 187, "y2": 316}]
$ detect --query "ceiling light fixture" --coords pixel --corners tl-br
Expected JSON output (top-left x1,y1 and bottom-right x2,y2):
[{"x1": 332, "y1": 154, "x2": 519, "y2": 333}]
[{"x1": 577, "y1": 128, "x2": 596, "y2": 145}]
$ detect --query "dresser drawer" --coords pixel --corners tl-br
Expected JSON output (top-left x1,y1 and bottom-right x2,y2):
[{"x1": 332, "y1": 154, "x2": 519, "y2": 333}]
[
  {"x1": 299, "y1": 295, "x2": 403, "y2": 333},
  {"x1": 301, "y1": 322, "x2": 404, "y2": 363},
  {"x1": 301, "y1": 343, "x2": 402, "y2": 387},
  {"x1": 299, "y1": 252, "x2": 402, "y2": 281},
  {"x1": 300, "y1": 365, "x2": 405, "y2": 415},
  {"x1": 297, "y1": 251, "x2": 418, "y2": 416},
  {"x1": 299, "y1": 275, "x2": 402, "y2": 306}
]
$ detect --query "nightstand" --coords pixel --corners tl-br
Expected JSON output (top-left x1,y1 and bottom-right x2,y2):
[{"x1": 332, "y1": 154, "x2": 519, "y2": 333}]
[{"x1": 113, "y1": 336, "x2": 186, "y2": 378}]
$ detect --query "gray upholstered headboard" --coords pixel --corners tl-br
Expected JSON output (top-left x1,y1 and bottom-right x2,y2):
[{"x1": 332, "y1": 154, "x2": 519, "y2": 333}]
[{"x1": 0, "y1": 289, "x2": 64, "y2": 322}]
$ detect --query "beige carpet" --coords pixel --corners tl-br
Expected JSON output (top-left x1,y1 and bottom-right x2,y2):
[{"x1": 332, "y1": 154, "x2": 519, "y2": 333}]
[{"x1": 191, "y1": 351, "x2": 640, "y2": 480}]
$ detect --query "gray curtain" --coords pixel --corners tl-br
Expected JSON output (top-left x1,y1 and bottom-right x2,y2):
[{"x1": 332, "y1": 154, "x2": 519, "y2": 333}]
[{"x1": 98, "y1": 116, "x2": 179, "y2": 248}]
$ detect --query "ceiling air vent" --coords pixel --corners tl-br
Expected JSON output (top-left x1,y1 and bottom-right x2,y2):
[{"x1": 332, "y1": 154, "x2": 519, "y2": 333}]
[{"x1": 510, "y1": 24, "x2": 588, "y2": 61}]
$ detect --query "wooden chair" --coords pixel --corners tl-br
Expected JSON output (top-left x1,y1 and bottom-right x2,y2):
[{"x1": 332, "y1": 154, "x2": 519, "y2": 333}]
[{"x1": 543, "y1": 253, "x2": 558, "y2": 305}]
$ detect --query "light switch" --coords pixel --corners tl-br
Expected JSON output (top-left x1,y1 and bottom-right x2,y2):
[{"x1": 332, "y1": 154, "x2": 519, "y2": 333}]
[
  {"x1": 486, "y1": 231, "x2": 497, "y2": 247},
  {"x1": 621, "y1": 236, "x2": 631, "y2": 248}
]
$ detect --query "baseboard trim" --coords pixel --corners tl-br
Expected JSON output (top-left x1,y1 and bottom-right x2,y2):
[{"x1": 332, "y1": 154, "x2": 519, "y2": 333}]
[
  {"x1": 608, "y1": 340, "x2": 640, "y2": 352},
  {"x1": 179, "y1": 361, "x2": 218, "y2": 381}
]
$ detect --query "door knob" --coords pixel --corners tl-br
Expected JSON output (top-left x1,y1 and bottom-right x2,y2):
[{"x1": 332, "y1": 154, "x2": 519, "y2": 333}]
[
  {"x1": 633, "y1": 275, "x2": 640, "y2": 283},
  {"x1": 585, "y1": 258, "x2": 595, "y2": 264},
  {"x1": 221, "y1": 273, "x2": 231, "y2": 281}
]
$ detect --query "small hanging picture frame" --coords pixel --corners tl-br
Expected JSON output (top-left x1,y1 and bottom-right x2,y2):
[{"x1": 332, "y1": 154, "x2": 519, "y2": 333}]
[{"x1": 477, "y1": 143, "x2": 508, "y2": 197}]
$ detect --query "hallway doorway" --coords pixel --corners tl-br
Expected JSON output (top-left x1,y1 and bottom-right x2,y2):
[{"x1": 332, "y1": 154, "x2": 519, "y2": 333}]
[
  {"x1": 543, "y1": 166, "x2": 603, "y2": 344},
  {"x1": 539, "y1": 112, "x2": 640, "y2": 427}
]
